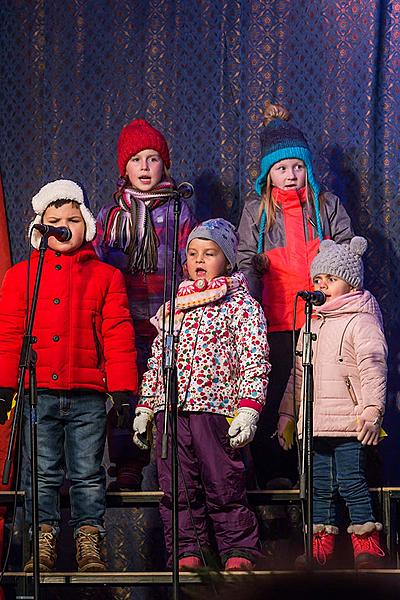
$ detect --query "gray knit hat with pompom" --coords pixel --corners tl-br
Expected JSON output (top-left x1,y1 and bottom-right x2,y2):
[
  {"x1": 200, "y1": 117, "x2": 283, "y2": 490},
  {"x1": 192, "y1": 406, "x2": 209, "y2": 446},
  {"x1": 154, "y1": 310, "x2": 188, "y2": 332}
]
[{"x1": 310, "y1": 236, "x2": 368, "y2": 290}]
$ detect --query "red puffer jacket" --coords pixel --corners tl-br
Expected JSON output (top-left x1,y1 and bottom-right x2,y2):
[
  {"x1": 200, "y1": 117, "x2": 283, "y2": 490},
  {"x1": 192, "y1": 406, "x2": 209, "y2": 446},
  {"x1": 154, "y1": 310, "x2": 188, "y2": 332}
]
[{"x1": 0, "y1": 244, "x2": 137, "y2": 393}]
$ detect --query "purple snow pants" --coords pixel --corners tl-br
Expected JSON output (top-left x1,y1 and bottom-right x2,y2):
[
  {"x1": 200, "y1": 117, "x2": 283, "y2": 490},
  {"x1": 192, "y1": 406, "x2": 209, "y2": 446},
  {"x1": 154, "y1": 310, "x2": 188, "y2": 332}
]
[{"x1": 155, "y1": 411, "x2": 260, "y2": 565}]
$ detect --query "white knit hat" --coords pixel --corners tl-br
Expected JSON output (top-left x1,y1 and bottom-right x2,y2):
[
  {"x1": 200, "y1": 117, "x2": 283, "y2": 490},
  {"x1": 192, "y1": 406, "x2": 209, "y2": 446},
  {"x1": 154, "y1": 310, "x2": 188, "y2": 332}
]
[
  {"x1": 29, "y1": 179, "x2": 96, "y2": 249},
  {"x1": 310, "y1": 236, "x2": 368, "y2": 290}
]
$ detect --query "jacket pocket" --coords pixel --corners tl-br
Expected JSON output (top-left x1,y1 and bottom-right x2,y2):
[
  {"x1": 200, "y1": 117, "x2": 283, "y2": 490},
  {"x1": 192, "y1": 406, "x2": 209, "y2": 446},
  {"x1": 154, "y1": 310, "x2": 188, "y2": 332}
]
[
  {"x1": 92, "y1": 315, "x2": 102, "y2": 369},
  {"x1": 345, "y1": 376, "x2": 358, "y2": 406}
]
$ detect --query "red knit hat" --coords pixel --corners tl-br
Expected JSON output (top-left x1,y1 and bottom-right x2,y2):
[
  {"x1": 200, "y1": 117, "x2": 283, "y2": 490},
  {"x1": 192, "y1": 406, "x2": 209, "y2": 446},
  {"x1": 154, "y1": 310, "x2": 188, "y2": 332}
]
[{"x1": 117, "y1": 118, "x2": 171, "y2": 175}]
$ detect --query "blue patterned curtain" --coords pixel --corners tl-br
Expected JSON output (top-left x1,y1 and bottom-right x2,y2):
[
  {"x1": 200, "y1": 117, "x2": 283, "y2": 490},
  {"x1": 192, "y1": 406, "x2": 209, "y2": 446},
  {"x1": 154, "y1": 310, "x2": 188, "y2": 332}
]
[{"x1": 1, "y1": 0, "x2": 399, "y2": 471}]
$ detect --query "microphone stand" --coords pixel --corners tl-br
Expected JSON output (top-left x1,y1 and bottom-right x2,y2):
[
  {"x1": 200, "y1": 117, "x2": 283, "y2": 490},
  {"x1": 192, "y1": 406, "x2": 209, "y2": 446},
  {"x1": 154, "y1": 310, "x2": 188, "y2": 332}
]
[
  {"x1": 3, "y1": 235, "x2": 50, "y2": 600},
  {"x1": 160, "y1": 183, "x2": 192, "y2": 600},
  {"x1": 299, "y1": 298, "x2": 316, "y2": 569}
]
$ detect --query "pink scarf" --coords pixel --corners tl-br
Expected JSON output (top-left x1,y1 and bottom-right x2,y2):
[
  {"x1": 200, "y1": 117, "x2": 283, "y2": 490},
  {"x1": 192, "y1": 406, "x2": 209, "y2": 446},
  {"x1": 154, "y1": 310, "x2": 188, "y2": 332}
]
[{"x1": 151, "y1": 272, "x2": 247, "y2": 334}]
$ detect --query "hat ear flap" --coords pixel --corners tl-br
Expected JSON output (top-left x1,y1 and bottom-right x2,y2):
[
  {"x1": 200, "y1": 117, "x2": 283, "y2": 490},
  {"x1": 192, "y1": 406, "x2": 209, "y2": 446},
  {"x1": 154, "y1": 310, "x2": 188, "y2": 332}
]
[
  {"x1": 79, "y1": 204, "x2": 97, "y2": 242},
  {"x1": 28, "y1": 215, "x2": 42, "y2": 250}
]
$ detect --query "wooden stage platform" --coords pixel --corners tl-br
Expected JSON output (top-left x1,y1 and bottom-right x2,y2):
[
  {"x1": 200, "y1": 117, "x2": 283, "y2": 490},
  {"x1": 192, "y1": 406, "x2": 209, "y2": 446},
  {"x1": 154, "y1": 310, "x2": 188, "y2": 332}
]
[{"x1": 1, "y1": 488, "x2": 400, "y2": 594}]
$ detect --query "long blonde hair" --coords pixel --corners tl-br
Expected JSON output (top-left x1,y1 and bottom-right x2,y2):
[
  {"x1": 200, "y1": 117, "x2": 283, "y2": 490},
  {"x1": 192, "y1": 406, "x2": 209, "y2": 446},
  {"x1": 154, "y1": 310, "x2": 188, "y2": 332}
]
[{"x1": 259, "y1": 171, "x2": 316, "y2": 231}]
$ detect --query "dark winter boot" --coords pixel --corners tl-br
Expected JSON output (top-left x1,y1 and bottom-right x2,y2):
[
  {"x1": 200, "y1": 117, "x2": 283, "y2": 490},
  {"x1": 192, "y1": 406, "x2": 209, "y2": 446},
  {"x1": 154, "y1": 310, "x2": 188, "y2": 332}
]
[
  {"x1": 24, "y1": 524, "x2": 57, "y2": 572},
  {"x1": 107, "y1": 459, "x2": 147, "y2": 491},
  {"x1": 75, "y1": 525, "x2": 106, "y2": 572}
]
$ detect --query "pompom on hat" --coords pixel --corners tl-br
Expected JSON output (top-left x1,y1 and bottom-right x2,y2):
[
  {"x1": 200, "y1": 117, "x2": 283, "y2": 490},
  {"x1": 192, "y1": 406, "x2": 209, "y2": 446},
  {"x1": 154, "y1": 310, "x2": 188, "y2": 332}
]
[
  {"x1": 255, "y1": 101, "x2": 323, "y2": 241},
  {"x1": 310, "y1": 236, "x2": 368, "y2": 290},
  {"x1": 117, "y1": 118, "x2": 171, "y2": 176},
  {"x1": 186, "y1": 218, "x2": 239, "y2": 270},
  {"x1": 29, "y1": 179, "x2": 96, "y2": 250}
]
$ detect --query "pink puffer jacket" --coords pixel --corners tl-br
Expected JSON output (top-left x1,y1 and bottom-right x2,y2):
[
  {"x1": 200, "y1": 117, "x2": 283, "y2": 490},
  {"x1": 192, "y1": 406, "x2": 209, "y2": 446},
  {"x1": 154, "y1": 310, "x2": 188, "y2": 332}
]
[{"x1": 279, "y1": 290, "x2": 387, "y2": 437}]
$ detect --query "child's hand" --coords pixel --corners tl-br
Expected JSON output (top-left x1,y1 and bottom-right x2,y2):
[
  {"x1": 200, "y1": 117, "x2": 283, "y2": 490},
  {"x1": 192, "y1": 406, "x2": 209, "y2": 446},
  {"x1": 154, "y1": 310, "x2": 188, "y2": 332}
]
[
  {"x1": 277, "y1": 414, "x2": 295, "y2": 450},
  {"x1": 228, "y1": 408, "x2": 259, "y2": 449},
  {"x1": 356, "y1": 406, "x2": 382, "y2": 446},
  {"x1": 133, "y1": 407, "x2": 154, "y2": 450},
  {"x1": 0, "y1": 388, "x2": 14, "y2": 425},
  {"x1": 111, "y1": 392, "x2": 131, "y2": 429}
]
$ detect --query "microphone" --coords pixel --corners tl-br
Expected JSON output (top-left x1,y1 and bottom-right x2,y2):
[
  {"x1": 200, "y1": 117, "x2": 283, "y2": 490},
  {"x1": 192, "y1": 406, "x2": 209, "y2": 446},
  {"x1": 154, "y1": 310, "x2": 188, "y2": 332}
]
[
  {"x1": 297, "y1": 290, "x2": 326, "y2": 306},
  {"x1": 176, "y1": 182, "x2": 194, "y2": 199},
  {"x1": 33, "y1": 224, "x2": 72, "y2": 242}
]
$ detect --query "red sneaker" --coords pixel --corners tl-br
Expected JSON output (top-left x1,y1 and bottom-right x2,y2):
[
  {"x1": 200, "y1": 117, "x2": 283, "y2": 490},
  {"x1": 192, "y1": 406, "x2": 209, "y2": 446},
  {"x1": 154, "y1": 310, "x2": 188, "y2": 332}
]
[
  {"x1": 178, "y1": 555, "x2": 203, "y2": 570},
  {"x1": 224, "y1": 557, "x2": 255, "y2": 571},
  {"x1": 351, "y1": 530, "x2": 385, "y2": 569}
]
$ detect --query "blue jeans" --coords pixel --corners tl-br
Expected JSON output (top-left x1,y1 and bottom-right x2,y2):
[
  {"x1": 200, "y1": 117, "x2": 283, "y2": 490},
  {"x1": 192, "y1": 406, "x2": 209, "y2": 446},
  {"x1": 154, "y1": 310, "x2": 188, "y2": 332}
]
[
  {"x1": 22, "y1": 391, "x2": 107, "y2": 534},
  {"x1": 313, "y1": 437, "x2": 375, "y2": 526}
]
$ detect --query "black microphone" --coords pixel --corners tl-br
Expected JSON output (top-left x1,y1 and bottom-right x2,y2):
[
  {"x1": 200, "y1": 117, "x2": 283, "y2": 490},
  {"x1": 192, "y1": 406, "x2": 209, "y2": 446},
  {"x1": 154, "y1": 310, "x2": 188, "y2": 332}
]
[
  {"x1": 176, "y1": 182, "x2": 194, "y2": 199},
  {"x1": 33, "y1": 224, "x2": 72, "y2": 242},
  {"x1": 297, "y1": 290, "x2": 326, "y2": 306}
]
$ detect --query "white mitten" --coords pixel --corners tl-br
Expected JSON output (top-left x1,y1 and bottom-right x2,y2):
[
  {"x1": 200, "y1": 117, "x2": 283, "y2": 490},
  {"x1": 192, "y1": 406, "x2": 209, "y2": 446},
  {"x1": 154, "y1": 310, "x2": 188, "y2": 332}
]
[
  {"x1": 228, "y1": 407, "x2": 259, "y2": 449},
  {"x1": 133, "y1": 407, "x2": 154, "y2": 450},
  {"x1": 356, "y1": 406, "x2": 382, "y2": 446}
]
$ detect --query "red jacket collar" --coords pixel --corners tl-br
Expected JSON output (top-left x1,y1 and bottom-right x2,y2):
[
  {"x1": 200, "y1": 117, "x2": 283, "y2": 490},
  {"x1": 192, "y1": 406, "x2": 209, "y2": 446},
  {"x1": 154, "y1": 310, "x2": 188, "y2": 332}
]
[
  {"x1": 30, "y1": 242, "x2": 97, "y2": 263},
  {"x1": 272, "y1": 186, "x2": 307, "y2": 205}
]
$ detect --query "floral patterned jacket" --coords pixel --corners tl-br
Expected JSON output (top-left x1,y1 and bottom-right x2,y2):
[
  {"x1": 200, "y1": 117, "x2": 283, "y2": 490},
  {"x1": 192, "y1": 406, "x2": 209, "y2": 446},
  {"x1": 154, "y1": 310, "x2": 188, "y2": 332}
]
[{"x1": 139, "y1": 273, "x2": 270, "y2": 416}]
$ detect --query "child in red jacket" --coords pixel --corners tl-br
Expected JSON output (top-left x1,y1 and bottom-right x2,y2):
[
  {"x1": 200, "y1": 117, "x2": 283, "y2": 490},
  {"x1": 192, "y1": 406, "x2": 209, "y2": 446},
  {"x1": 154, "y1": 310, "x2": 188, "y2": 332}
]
[{"x1": 0, "y1": 179, "x2": 138, "y2": 572}]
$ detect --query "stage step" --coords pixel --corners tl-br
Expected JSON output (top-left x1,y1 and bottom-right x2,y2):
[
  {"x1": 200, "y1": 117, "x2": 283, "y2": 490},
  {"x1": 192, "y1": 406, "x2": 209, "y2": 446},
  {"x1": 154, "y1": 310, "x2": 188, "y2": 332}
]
[{"x1": 3, "y1": 569, "x2": 400, "y2": 586}]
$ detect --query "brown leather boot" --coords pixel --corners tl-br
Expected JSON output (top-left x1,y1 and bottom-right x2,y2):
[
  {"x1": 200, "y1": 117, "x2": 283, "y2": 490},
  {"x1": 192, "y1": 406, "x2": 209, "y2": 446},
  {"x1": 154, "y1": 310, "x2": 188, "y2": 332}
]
[
  {"x1": 24, "y1": 524, "x2": 57, "y2": 572},
  {"x1": 75, "y1": 525, "x2": 106, "y2": 572}
]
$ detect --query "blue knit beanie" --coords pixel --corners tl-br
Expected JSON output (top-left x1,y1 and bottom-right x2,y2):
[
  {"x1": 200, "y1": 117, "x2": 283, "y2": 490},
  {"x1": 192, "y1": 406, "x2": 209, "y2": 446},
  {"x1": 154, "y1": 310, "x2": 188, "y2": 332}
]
[{"x1": 255, "y1": 103, "x2": 323, "y2": 243}]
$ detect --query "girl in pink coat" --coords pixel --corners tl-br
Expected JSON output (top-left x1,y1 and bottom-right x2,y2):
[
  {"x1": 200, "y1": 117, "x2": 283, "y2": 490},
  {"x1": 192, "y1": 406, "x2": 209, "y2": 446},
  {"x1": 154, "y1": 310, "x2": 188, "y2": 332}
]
[{"x1": 278, "y1": 237, "x2": 387, "y2": 569}]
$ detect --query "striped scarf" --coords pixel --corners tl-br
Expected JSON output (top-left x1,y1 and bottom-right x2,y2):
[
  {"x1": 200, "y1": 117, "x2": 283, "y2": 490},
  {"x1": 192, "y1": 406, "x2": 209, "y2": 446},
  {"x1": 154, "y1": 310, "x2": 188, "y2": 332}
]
[{"x1": 102, "y1": 180, "x2": 175, "y2": 273}]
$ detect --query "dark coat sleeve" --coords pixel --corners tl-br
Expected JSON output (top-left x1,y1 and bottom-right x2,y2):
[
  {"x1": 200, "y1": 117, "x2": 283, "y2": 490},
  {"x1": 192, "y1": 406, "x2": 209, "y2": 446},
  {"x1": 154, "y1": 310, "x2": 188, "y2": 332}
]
[
  {"x1": 322, "y1": 193, "x2": 354, "y2": 243},
  {"x1": 237, "y1": 200, "x2": 262, "y2": 302}
]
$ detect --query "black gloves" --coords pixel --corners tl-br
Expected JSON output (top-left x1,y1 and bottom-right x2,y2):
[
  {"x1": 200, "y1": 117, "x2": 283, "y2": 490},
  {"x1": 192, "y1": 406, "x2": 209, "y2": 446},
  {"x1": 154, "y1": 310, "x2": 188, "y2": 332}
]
[
  {"x1": 0, "y1": 388, "x2": 14, "y2": 425},
  {"x1": 111, "y1": 392, "x2": 131, "y2": 429}
]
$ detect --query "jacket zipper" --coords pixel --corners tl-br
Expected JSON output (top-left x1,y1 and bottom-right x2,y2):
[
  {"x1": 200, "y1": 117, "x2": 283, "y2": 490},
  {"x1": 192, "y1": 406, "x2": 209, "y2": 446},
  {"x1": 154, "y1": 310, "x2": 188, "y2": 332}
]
[
  {"x1": 345, "y1": 376, "x2": 358, "y2": 405},
  {"x1": 338, "y1": 315, "x2": 359, "y2": 357},
  {"x1": 314, "y1": 315, "x2": 325, "y2": 357},
  {"x1": 92, "y1": 317, "x2": 102, "y2": 369}
]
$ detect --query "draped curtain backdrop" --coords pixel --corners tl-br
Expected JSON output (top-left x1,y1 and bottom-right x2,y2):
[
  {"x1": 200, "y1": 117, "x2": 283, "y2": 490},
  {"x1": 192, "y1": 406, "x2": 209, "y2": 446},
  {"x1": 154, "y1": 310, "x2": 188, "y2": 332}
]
[{"x1": 0, "y1": 1, "x2": 399, "y2": 468}]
